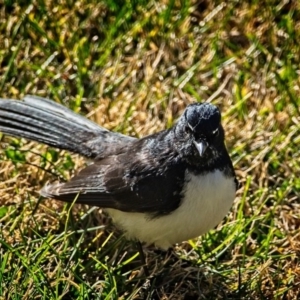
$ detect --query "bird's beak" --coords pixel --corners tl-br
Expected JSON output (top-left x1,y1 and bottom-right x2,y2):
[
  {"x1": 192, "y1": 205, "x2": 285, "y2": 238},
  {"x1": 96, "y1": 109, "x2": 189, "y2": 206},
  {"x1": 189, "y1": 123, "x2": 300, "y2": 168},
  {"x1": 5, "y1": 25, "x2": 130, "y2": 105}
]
[{"x1": 193, "y1": 140, "x2": 208, "y2": 157}]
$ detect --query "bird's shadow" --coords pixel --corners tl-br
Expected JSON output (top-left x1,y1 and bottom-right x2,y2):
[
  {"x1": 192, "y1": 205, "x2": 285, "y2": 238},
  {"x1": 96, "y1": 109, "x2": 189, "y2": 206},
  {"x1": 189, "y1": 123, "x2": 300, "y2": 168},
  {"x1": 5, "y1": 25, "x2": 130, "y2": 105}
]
[
  {"x1": 126, "y1": 248, "x2": 246, "y2": 300},
  {"x1": 82, "y1": 237, "x2": 247, "y2": 300}
]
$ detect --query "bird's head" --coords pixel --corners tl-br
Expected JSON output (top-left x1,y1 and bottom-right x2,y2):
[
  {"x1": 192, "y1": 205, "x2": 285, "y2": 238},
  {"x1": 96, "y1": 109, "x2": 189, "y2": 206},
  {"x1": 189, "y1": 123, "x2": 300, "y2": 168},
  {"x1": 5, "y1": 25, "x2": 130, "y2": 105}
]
[{"x1": 174, "y1": 102, "x2": 225, "y2": 164}]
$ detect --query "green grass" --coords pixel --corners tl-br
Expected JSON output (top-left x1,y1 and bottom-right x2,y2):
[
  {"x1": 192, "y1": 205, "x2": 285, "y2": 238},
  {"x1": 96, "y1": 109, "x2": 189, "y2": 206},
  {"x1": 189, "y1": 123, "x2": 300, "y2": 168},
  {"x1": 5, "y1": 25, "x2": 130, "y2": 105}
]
[{"x1": 1, "y1": 0, "x2": 300, "y2": 299}]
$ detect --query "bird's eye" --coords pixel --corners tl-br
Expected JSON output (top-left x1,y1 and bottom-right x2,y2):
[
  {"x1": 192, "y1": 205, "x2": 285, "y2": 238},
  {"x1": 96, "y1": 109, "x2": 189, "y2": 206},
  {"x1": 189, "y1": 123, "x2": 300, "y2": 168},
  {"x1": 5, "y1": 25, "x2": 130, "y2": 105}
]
[
  {"x1": 185, "y1": 125, "x2": 192, "y2": 134},
  {"x1": 212, "y1": 128, "x2": 219, "y2": 136}
]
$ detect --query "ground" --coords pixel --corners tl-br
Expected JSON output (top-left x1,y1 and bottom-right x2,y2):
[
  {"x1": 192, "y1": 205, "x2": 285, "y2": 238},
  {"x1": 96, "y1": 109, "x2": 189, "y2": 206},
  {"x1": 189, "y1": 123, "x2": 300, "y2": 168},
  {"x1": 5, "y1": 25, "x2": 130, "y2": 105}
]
[{"x1": 0, "y1": 0, "x2": 300, "y2": 299}]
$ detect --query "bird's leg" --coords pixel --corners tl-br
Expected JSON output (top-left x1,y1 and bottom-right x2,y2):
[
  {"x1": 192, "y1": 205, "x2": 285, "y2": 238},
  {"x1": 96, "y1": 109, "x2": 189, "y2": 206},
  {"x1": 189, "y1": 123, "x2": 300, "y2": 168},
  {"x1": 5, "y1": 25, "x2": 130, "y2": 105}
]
[{"x1": 136, "y1": 241, "x2": 149, "y2": 276}]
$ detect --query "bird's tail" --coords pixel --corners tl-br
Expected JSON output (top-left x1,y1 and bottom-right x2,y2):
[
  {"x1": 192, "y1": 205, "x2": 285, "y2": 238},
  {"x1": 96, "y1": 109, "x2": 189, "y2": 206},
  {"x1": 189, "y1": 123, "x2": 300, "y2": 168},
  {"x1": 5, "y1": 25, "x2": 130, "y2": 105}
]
[{"x1": 0, "y1": 95, "x2": 134, "y2": 158}]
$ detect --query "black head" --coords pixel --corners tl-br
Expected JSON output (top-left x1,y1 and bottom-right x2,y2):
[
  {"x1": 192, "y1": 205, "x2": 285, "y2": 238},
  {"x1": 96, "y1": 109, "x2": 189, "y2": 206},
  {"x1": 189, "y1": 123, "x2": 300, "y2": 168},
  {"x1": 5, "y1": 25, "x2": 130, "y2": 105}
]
[{"x1": 174, "y1": 102, "x2": 225, "y2": 164}]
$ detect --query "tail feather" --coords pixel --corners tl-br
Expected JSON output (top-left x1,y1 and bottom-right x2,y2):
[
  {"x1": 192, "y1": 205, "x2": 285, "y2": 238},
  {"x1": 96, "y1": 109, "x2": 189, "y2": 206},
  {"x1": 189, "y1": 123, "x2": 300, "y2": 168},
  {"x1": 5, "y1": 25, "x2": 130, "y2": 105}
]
[
  {"x1": 23, "y1": 95, "x2": 102, "y2": 131},
  {"x1": 0, "y1": 95, "x2": 135, "y2": 158},
  {"x1": 0, "y1": 107, "x2": 86, "y2": 150}
]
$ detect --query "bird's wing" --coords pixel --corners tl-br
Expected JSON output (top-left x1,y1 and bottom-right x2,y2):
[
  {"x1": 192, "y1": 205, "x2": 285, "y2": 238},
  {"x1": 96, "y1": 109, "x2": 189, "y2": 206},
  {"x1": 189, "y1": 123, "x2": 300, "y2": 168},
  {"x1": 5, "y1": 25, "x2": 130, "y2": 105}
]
[{"x1": 41, "y1": 149, "x2": 186, "y2": 215}]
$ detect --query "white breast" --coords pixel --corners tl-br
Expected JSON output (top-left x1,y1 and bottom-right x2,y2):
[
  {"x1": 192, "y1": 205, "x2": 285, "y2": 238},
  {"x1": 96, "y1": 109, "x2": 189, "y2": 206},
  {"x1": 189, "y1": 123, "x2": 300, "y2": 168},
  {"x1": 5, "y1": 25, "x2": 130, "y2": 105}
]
[{"x1": 106, "y1": 170, "x2": 236, "y2": 249}]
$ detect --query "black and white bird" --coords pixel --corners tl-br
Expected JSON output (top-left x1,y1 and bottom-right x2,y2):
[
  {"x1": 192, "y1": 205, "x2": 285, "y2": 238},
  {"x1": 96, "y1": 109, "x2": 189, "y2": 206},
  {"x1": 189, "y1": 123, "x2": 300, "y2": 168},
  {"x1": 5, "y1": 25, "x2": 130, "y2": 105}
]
[{"x1": 0, "y1": 95, "x2": 238, "y2": 249}]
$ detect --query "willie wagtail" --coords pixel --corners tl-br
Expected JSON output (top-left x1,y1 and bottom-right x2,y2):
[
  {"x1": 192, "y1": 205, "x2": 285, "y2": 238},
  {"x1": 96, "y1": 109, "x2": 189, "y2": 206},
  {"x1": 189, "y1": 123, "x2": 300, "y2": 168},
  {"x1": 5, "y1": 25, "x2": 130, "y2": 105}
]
[{"x1": 0, "y1": 95, "x2": 238, "y2": 249}]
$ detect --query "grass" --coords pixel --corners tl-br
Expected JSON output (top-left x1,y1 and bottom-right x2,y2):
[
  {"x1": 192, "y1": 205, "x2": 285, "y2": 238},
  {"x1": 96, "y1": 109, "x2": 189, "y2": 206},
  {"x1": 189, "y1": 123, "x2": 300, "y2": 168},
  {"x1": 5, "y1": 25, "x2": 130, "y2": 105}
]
[{"x1": 0, "y1": 0, "x2": 300, "y2": 299}]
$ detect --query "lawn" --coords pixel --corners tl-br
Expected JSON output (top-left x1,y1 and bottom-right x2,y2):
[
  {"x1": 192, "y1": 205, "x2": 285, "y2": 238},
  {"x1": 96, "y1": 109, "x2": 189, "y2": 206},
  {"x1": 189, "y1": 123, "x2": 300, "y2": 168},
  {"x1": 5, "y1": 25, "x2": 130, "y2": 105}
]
[{"x1": 0, "y1": 0, "x2": 300, "y2": 299}]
